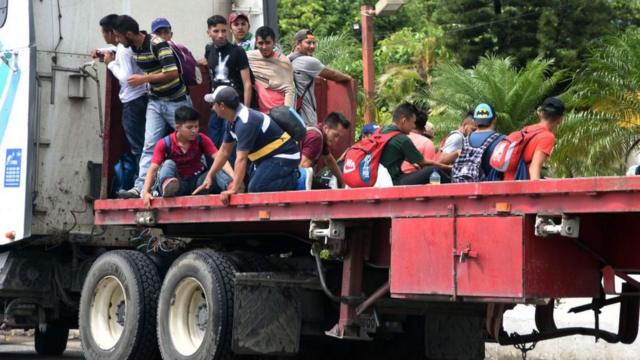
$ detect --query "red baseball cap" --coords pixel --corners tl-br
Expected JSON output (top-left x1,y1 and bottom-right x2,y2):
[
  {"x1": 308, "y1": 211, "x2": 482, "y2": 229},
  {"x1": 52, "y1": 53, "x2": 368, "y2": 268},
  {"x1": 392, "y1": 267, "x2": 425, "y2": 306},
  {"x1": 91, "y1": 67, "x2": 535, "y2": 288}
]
[{"x1": 228, "y1": 12, "x2": 249, "y2": 24}]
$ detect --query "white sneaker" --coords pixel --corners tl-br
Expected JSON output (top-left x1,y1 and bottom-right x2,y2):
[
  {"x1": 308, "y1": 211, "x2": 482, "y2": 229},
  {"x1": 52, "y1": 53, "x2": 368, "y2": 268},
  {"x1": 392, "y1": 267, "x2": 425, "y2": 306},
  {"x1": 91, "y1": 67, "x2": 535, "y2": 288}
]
[{"x1": 296, "y1": 167, "x2": 314, "y2": 190}]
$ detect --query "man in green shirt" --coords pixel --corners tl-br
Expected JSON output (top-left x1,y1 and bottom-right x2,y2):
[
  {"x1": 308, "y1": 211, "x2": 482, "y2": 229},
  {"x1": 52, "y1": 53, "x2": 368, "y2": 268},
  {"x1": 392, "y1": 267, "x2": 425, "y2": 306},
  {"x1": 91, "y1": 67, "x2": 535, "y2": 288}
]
[{"x1": 380, "y1": 103, "x2": 450, "y2": 185}]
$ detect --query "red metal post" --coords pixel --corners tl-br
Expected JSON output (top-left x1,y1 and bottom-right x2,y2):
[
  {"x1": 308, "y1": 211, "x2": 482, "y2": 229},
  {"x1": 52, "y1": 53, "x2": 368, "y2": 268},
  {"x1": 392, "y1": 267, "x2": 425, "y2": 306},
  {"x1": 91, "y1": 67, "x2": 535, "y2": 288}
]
[
  {"x1": 326, "y1": 229, "x2": 368, "y2": 339},
  {"x1": 361, "y1": 5, "x2": 376, "y2": 124}
]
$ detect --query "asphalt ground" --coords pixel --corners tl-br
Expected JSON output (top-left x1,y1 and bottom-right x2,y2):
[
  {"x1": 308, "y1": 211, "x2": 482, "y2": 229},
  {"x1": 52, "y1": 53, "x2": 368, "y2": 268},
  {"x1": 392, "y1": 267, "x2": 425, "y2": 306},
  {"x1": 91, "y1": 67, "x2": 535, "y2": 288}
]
[{"x1": 0, "y1": 336, "x2": 82, "y2": 359}]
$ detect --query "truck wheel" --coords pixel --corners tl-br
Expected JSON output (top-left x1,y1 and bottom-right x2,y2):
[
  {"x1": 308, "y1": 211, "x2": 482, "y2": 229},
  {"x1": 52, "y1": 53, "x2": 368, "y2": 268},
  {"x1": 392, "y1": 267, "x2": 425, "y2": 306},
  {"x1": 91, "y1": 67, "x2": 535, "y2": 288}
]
[
  {"x1": 79, "y1": 250, "x2": 161, "y2": 360},
  {"x1": 157, "y1": 249, "x2": 235, "y2": 360},
  {"x1": 35, "y1": 321, "x2": 69, "y2": 356}
]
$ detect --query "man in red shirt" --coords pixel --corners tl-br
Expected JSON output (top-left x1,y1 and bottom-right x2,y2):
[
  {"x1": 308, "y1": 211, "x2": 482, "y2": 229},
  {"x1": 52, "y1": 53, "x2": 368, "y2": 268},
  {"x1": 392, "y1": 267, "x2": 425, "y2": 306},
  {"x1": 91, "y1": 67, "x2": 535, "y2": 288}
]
[
  {"x1": 142, "y1": 106, "x2": 233, "y2": 207},
  {"x1": 299, "y1": 112, "x2": 350, "y2": 188},
  {"x1": 505, "y1": 97, "x2": 565, "y2": 180}
]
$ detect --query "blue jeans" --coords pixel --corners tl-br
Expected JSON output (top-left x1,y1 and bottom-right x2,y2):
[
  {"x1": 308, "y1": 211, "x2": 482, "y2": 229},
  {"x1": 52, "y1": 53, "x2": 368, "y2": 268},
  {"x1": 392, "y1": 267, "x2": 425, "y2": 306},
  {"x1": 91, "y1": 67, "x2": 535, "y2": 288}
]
[
  {"x1": 122, "y1": 95, "x2": 148, "y2": 163},
  {"x1": 134, "y1": 96, "x2": 192, "y2": 191},
  {"x1": 156, "y1": 160, "x2": 232, "y2": 195},
  {"x1": 248, "y1": 157, "x2": 298, "y2": 193},
  {"x1": 207, "y1": 111, "x2": 225, "y2": 149}
]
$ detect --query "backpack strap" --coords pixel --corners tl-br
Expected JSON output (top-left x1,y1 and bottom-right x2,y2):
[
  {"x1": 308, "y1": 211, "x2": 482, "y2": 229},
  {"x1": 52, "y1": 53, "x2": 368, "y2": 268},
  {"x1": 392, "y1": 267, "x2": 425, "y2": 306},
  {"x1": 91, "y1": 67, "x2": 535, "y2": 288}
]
[
  {"x1": 290, "y1": 54, "x2": 316, "y2": 111},
  {"x1": 297, "y1": 73, "x2": 315, "y2": 110},
  {"x1": 164, "y1": 135, "x2": 171, "y2": 159},
  {"x1": 307, "y1": 126, "x2": 323, "y2": 142},
  {"x1": 479, "y1": 132, "x2": 501, "y2": 152}
]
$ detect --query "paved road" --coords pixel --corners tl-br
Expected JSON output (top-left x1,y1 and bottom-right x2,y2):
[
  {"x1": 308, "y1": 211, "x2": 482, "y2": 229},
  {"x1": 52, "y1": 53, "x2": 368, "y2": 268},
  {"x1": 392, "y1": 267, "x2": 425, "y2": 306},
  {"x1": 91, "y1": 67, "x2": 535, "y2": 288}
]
[{"x1": 0, "y1": 337, "x2": 82, "y2": 359}]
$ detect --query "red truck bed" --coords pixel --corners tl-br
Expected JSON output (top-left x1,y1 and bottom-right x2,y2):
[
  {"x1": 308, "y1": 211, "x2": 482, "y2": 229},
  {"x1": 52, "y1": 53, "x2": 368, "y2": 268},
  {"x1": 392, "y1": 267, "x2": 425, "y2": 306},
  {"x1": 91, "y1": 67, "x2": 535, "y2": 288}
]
[{"x1": 95, "y1": 176, "x2": 640, "y2": 302}]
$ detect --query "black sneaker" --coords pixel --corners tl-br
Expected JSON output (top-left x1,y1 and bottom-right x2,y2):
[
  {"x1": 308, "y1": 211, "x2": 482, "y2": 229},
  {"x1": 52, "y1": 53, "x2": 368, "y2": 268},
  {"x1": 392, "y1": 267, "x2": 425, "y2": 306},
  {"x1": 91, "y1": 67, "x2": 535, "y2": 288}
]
[{"x1": 117, "y1": 188, "x2": 141, "y2": 199}]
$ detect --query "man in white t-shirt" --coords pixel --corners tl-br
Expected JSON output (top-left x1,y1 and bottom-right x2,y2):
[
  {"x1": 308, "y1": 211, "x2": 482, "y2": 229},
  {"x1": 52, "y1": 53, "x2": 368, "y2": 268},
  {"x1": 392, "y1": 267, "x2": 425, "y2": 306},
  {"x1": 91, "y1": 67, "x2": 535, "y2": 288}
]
[
  {"x1": 288, "y1": 29, "x2": 352, "y2": 126},
  {"x1": 439, "y1": 111, "x2": 477, "y2": 165},
  {"x1": 91, "y1": 14, "x2": 148, "y2": 163}
]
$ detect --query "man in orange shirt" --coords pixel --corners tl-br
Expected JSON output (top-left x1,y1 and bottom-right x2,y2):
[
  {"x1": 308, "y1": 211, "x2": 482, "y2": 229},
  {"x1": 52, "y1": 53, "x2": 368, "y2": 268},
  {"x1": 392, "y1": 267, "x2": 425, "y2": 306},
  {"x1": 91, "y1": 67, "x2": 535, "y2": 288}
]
[{"x1": 505, "y1": 97, "x2": 565, "y2": 180}]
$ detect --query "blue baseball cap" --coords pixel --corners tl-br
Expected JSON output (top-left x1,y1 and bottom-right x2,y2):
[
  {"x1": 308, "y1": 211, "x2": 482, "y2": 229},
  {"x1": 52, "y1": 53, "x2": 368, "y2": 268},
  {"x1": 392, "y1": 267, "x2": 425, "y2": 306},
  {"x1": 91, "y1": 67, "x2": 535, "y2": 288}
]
[
  {"x1": 361, "y1": 123, "x2": 379, "y2": 135},
  {"x1": 473, "y1": 103, "x2": 496, "y2": 126},
  {"x1": 151, "y1": 17, "x2": 172, "y2": 33}
]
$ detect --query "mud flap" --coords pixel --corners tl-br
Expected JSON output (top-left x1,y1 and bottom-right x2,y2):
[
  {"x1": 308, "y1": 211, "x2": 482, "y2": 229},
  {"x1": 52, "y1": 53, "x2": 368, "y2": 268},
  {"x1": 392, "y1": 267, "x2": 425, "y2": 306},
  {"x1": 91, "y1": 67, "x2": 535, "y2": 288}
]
[{"x1": 232, "y1": 272, "x2": 319, "y2": 355}]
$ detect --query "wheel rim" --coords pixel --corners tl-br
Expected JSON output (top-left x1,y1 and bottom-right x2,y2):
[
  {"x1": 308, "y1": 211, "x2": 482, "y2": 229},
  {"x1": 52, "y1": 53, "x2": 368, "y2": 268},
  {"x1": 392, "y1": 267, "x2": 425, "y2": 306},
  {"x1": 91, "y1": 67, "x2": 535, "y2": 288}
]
[
  {"x1": 89, "y1": 276, "x2": 127, "y2": 350},
  {"x1": 169, "y1": 277, "x2": 210, "y2": 356}
]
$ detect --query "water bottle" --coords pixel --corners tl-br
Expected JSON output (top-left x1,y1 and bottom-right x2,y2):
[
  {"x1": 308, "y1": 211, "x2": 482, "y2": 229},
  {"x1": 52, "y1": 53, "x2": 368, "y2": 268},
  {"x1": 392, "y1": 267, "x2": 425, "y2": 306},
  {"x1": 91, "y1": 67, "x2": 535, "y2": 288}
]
[{"x1": 429, "y1": 170, "x2": 441, "y2": 185}]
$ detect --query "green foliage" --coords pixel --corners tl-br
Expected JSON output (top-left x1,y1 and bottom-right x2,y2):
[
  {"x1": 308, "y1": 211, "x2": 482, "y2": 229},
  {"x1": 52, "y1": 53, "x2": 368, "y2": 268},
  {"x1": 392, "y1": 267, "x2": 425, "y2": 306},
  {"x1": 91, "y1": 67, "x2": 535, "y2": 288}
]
[
  {"x1": 553, "y1": 29, "x2": 640, "y2": 177},
  {"x1": 375, "y1": 28, "x2": 447, "y2": 112},
  {"x1": 314, "y1": 33, "x2": 363, "y2": 84},
  {"x1": 277, "y1": 0, "x2": 362, "y2": 50},
  {"x1": 433, "y1": 0, "x2": 623, "y2": 72},
  {"x1": 429, "y1": 56, "x2": 565, "y2": 135}
]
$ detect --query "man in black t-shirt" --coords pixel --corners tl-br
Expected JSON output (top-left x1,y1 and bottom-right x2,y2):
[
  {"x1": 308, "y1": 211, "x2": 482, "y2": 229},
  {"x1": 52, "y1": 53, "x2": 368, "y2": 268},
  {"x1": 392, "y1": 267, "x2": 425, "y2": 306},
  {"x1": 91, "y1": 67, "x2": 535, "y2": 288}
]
[{"x1": 205, "y1": 15, "x2": 252, "y2": 148}]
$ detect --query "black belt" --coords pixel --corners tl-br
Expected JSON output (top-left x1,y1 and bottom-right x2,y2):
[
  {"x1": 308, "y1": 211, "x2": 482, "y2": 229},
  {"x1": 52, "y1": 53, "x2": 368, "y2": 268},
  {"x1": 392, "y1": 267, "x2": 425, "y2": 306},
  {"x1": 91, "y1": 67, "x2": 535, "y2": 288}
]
[{"x1": 149, "y1": 94, "x2": 188, "y2": 103}]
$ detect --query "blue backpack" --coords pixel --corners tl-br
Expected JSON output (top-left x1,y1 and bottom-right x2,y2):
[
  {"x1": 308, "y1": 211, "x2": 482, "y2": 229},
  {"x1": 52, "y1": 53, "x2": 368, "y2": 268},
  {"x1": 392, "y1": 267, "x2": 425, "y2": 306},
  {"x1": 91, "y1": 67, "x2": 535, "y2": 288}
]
[{"x1": 110, "y1": 152, "x2": 138, "y2": 198}]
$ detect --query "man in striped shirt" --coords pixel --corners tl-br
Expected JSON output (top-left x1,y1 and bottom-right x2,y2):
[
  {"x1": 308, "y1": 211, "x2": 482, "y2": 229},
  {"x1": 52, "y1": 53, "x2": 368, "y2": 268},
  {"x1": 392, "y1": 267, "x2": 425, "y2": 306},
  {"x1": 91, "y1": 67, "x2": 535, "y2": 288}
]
[{"x1": 113, "y1": 15, "x2": 192, "y2": 198}]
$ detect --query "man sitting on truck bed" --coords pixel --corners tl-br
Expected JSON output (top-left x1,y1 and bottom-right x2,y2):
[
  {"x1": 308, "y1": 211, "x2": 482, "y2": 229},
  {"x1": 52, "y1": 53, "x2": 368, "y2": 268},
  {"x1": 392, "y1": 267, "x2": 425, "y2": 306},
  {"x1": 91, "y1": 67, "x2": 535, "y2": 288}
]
[
  {"x1": 113, "y1": 15, "x2": 192, "y2": 199},
  {"x1": 195, "y1": 86, "x2": 300, "y2": 204},
  {"x1": 380, "y1": 103, "x2": 450, "y2": 185},
  {"x1": 299, "y1": 112, "x2": 350, "y2": 188},
  {"x1": 142, "y1": 106, "x2": 233, "y2": 207},
  {"x1": 504, "y1": 97, "x2": 565, "y2": 181}
]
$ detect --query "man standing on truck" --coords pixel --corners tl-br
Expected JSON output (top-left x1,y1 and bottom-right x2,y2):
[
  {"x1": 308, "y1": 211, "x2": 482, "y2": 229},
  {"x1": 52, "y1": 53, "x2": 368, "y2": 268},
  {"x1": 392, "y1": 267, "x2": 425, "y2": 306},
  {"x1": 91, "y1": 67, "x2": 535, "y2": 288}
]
[
  {"x1": 195, "y1": 86, "x2": 300, "y2": 203},
  {"x1": 504, "y1": 97, "x2": 565, "y2": 180},
  {"x1": 141, "y1": 106, "x2": 233, "y2": 208},
  {"x1": 299, "y1": 112, "x2": 351, "y2": 188},
  {"x1": 289, "y1": 29, "x2": 352, "y2": 126},
  {"x1": 150, "y1": 17, "x2": 173, "y2": 42},
  {"x1": 380, "y1": 103, "x2": 450, "y2": 185},
  {"x1": 112, "y1": 15, "x2": 192, "y2": 199},
  {"x1": 91, "y1": 14, "x2": 147, "y2": 164},
  {"x1": 247, "y1": 26, "x2": 295, "y2": 113},
  {"x1": 205, "y1": 15, "x2": 253, "y2": 148},
  {"x1": 229, "y1": 12, "x2": 255, "y2": 51}
]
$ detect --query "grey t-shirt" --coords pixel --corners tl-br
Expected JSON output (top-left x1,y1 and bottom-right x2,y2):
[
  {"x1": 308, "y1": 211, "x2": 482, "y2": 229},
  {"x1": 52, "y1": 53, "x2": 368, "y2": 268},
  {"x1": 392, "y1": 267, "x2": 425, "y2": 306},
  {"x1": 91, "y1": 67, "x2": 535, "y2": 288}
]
[
  {"x1": 441, "y1": 130, "x2": 464, "y2": 154},
  {"x1": 291, "y1": 55, "x2": 324, "y2": 126}
]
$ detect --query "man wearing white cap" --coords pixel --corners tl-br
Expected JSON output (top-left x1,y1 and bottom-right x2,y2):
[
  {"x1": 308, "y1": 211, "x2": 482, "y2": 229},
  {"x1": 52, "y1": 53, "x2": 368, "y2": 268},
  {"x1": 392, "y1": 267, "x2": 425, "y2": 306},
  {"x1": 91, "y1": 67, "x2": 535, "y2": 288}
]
[{"x1": 196, "y1": 87, "x2": 300, "y2": 204}]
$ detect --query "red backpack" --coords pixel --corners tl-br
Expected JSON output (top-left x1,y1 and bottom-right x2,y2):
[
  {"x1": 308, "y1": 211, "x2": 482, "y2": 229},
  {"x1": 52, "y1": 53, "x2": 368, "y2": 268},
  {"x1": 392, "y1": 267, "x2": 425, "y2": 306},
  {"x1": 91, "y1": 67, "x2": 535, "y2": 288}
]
[
  {"x1": 489, "y1": 126, "x2": 545, "y2": 173},
  {"x1": 342, "y1": 129, "x2": 400, "y2": 188}
]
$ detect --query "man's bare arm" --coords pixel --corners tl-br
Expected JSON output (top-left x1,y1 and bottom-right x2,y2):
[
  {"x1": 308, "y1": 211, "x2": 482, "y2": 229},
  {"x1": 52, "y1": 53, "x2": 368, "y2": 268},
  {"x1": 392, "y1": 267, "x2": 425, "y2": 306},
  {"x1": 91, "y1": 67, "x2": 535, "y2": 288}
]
[{"x1": 318, "y1": 67, "x2": 351, "y2": 82}]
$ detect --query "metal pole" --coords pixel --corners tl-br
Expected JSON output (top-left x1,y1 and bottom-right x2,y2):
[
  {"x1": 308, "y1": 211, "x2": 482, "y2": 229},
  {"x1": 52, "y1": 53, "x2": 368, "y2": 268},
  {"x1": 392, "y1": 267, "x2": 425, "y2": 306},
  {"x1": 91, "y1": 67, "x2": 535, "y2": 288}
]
[{"x1": 361, "y1": 5, "x2": 376, "y2": 124}]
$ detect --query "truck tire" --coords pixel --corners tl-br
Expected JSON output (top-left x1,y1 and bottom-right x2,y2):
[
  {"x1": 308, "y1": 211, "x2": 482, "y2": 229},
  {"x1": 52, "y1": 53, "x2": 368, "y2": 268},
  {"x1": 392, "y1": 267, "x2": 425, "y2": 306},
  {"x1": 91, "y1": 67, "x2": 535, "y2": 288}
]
[
  {"x1": 157, "y1": 249, "x2": 235, "y2": 360},
  {"x1": 79, "y1": 250, "x2": 161, "y2": 360},
  {"x1": 35, "y1": 321, "x2": 69, "y2": 356}
]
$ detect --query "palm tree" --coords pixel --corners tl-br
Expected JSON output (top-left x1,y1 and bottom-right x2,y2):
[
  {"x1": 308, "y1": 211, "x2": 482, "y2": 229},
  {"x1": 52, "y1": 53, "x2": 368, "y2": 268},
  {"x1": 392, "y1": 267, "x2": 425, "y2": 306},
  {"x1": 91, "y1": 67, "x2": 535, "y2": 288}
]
[
  {"x1": 376, "y1": 28, "x2": 445, "y2": 114},
  {"x1": 429, "y1": 56, "x2": 565, "y2": 135},
  {"x1": 553, "y1": 29, "x2": 640, "y2": 177}
]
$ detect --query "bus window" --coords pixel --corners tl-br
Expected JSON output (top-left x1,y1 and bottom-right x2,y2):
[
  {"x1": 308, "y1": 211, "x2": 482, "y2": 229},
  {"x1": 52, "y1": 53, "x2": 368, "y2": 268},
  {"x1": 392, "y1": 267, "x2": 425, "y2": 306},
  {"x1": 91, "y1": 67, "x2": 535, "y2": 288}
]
[{"x1": 0, "y1": 0, "x2": 6, "y2": 29}]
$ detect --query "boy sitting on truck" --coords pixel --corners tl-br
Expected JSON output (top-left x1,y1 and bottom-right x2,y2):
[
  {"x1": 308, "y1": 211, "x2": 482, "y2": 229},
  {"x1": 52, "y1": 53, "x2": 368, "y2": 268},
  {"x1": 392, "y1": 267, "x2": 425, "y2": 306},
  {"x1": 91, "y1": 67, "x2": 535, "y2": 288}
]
[{"x1": 142, "y1": 106, "x2": 233, "y2": 208}]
